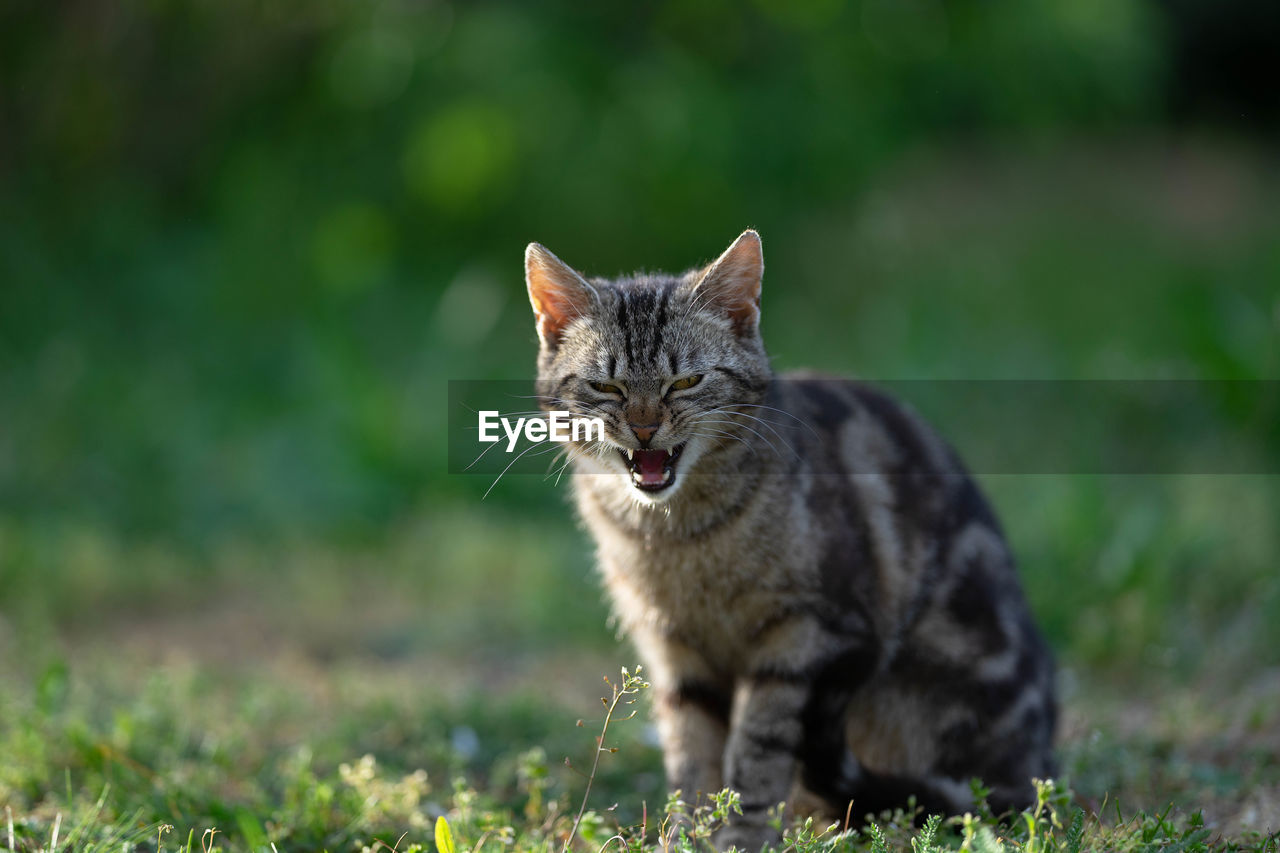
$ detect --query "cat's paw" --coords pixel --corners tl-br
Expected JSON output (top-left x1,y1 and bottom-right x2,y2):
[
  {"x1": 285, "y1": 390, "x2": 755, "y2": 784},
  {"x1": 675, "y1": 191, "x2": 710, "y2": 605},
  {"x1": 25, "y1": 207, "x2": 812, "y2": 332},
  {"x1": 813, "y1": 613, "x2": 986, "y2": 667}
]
[{"x1": 714, "y1": 823, "x2": 780, "y2": 853}]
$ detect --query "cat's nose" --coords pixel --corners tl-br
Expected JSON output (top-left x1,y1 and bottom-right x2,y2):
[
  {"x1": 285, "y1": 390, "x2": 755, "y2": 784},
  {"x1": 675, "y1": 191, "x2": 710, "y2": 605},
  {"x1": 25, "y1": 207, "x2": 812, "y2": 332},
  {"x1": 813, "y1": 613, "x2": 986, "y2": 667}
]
[{"x1": 629, "y1": 423, "x2": 660, "y2": 446}]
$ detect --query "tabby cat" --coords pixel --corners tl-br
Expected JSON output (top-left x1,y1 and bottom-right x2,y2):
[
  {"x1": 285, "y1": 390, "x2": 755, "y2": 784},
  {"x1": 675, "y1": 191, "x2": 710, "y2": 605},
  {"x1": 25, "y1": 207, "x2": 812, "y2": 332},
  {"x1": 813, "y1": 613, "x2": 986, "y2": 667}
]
[{"x1": 524, "y1": 231, "x2": 1057, "y2": 851}]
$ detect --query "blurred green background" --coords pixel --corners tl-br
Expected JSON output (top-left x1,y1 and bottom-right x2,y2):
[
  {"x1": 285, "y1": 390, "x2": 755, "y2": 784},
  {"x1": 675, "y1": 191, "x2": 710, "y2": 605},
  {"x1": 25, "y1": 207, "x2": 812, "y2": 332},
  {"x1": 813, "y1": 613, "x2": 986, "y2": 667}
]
[{"x1": 1, "y1": 0, "x2": 1278, "y2": 683}]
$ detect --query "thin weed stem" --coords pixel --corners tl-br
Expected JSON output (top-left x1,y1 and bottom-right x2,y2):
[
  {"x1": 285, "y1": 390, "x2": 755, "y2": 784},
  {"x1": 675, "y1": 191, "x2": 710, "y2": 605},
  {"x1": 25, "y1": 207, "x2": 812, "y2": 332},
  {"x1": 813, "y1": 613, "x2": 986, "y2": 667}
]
[{"x1": 563, "y1": 668, "x2": 649, "y2": 853}]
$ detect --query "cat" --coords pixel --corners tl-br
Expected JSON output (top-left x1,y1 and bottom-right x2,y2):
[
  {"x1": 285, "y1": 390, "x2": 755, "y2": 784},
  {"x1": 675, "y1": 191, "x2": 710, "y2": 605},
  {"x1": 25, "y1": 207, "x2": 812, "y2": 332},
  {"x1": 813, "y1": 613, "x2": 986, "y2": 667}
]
[{"x1": 524, "y1": 230, "x2": 1057, "y2": 851}]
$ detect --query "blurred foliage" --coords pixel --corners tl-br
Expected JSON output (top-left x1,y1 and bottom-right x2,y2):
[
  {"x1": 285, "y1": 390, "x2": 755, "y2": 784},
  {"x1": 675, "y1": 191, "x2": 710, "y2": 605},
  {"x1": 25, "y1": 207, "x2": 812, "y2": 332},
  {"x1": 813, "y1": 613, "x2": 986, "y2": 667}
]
[
  {"x1": 0, "y1": 0, "x2": 1278, "y2": 674},
  {"x1": 0, "y1": 0, "x2": 1172, "y2": 537}
]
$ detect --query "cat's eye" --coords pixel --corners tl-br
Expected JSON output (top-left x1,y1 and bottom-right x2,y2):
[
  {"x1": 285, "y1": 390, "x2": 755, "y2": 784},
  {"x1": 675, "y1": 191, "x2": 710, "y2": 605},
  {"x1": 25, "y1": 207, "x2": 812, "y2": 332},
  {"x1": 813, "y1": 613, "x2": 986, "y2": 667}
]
[
  {"x1": 668, "y1": 374, "x2": 703, "y2": 392},
  {"x1": 589, "y1": 381, "x2": 625, "y2": 396}
]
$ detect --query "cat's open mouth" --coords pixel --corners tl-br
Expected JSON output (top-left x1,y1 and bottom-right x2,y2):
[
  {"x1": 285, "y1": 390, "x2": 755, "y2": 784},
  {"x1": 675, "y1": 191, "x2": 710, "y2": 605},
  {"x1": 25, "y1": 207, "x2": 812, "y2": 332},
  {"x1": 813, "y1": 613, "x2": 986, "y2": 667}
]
[{"x1": 619, "y1": 444, "x2": 685, "y2": 491}]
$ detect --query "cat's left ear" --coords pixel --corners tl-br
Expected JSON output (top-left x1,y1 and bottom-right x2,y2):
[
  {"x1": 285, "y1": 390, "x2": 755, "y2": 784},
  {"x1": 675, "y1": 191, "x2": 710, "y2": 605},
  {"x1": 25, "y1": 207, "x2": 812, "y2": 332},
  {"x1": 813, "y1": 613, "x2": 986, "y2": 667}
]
[{"x1": 689, "y1": 229, "x2": 763, "y2": 336}]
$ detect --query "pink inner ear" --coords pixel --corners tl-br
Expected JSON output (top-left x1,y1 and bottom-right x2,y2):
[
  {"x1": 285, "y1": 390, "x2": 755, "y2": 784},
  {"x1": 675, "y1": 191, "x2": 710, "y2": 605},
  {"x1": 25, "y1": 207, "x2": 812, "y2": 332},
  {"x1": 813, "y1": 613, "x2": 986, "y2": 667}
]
[
  {"x1": 527, "y1": 249, "x2": 594, "y2": 345},
  {"x1": 530, "y1": 283, "x2": 581, "y2": 344}
]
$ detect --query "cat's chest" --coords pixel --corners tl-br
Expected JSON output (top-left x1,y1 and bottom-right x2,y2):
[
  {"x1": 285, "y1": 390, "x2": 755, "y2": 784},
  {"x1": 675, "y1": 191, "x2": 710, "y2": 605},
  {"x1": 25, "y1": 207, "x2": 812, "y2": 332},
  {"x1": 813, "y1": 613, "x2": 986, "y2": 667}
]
[{"x1": 596, "y1": 526, "x2": 810, "y2": 665}]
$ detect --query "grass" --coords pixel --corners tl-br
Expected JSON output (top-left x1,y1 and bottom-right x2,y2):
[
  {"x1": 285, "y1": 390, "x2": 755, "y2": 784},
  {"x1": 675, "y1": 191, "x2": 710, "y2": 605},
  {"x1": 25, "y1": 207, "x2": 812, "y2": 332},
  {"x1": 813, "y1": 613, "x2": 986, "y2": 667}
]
[{"x1": 2, "y1": 648, "x2": 1278, "y2": 852}]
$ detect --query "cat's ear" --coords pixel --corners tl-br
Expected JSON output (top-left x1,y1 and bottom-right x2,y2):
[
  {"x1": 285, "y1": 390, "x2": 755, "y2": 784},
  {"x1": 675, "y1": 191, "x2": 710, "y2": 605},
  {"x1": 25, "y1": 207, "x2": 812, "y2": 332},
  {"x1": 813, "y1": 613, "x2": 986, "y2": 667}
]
[
  {"x1": 689, "y1": 229, "x2": 763, "y2": 336},
  {"x1": 526, "y1": 242, "x2": 598, "y2": 347}
]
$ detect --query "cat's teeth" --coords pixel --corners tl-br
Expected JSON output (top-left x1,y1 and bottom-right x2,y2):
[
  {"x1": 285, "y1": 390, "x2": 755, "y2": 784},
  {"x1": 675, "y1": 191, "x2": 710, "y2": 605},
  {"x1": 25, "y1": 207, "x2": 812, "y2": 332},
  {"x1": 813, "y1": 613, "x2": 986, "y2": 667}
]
[
  {"x1": 626, "y1": 449, "x2": 635, "y2": 460},
  {"x1": 631, "y1": 469, "x2": 672, "y2": 486}
]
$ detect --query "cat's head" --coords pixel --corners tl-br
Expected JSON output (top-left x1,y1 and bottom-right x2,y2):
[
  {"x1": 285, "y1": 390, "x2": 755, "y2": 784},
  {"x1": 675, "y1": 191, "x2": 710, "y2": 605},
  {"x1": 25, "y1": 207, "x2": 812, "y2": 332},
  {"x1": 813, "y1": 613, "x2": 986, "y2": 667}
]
[{"x1": 525, "y1": 230, "x2": 772, "y2": 504}]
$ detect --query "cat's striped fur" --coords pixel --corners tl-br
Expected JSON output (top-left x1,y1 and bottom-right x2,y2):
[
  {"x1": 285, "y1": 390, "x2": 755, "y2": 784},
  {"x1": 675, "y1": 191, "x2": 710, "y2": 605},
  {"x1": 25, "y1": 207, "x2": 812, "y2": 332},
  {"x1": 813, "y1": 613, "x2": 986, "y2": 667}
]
[{"x1": 525, "y1": 231, "x2": 1057, "y2": 851}]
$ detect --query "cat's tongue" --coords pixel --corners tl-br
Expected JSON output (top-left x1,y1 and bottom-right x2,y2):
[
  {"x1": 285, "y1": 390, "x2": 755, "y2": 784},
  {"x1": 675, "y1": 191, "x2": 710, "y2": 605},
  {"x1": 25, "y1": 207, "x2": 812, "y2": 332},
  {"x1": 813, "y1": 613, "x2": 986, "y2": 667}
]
[{"x1": 632, "y1": 449, "x2": 670, "y2": 486}]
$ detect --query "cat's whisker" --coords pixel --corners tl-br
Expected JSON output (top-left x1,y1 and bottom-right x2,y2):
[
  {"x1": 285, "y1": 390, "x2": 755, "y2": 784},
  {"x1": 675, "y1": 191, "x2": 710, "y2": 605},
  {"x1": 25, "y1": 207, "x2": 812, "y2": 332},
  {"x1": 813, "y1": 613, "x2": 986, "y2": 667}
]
[
  {"x1": 552, "y1": 443, "x2": 593, "y2": 487},
  {"x1": 691, "y1": 414, "x2": 796, "y2": 461},
  {"x1": 463, "y1": 434, "x2": 505, "y2": 471},
  {"x1": 697, "y1": 406, "x2": 804, "y2": 459},
  {"x1": 512, "y1": 393, "x2": 581, "y2": 401},
  {"x1": 685, "y1": 429, "x2": 757, "y2": 457},
  {"x1": 497, "y1": 401, "x2": 602, "y2": 417},
  {"x1": 460, "y1": 409, "x2": 550, "y2": 426},
  {"x1": 690, "y1": 418, "x2": 784, "y2": 458},
  {"x1": 577, "y1": 439, "x2": 612, "y2": 468},
  {"x1": 679, "y1": 416, "x2": 748, "y2": 441},
  {"x1": 515, "y1": 393, "x2": 605, "y2": 410},
  {"x1": 684, "y1": 426, "x2": 739, "y2": 441},
  {"x1": 462, "y1": 409, "x2": 588, "y2": 473},
  {"x1": 543, "y1": 444, "x2": 572, "y2": 478},
  {"x1": 551, "y1": 456, "x2": 573, "y2": 487},
  {"x1": 700, "y1": 403, "x2": 801, "y2": 438},
  {"x1": 721, "y1": 402, "x2": 821, "y2": 439},
  {"x1": 691, "y1": 417, "x2": 778, "y2": 458},
  {"x1": 548, "y1": 440, "x2": 600, "y2": 484},
  {"x1": 482, "y1": 440, "x2": 562, "y2": 500},
  {"x1": 544, "y1": 448, "x2": 573, "y2": 483}
]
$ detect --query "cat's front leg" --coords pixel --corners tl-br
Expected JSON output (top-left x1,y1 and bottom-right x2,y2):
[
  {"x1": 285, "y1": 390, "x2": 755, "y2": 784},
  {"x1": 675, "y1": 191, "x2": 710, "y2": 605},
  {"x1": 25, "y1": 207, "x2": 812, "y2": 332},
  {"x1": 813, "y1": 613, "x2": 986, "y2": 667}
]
[
  {"x1": 654, "y1": 679, "x2": 731, "y2": 804},
  {"x1": 719, "y1": 623, "x2": 879, "y2": 852},
  {"x1": 636, "y1": 631, "x2": 732, "y2": 814},
  {"x1": 715, "y1": 677, "x2": 809, "y2": 852}
]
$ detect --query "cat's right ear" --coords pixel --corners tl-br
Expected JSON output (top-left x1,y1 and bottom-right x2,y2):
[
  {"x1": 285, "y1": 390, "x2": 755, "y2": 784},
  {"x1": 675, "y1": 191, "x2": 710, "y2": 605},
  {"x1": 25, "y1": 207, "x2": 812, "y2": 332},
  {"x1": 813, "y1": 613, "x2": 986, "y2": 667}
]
[{"x1": 526, "y1": 243, "x2": 598, "y2": 348}]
